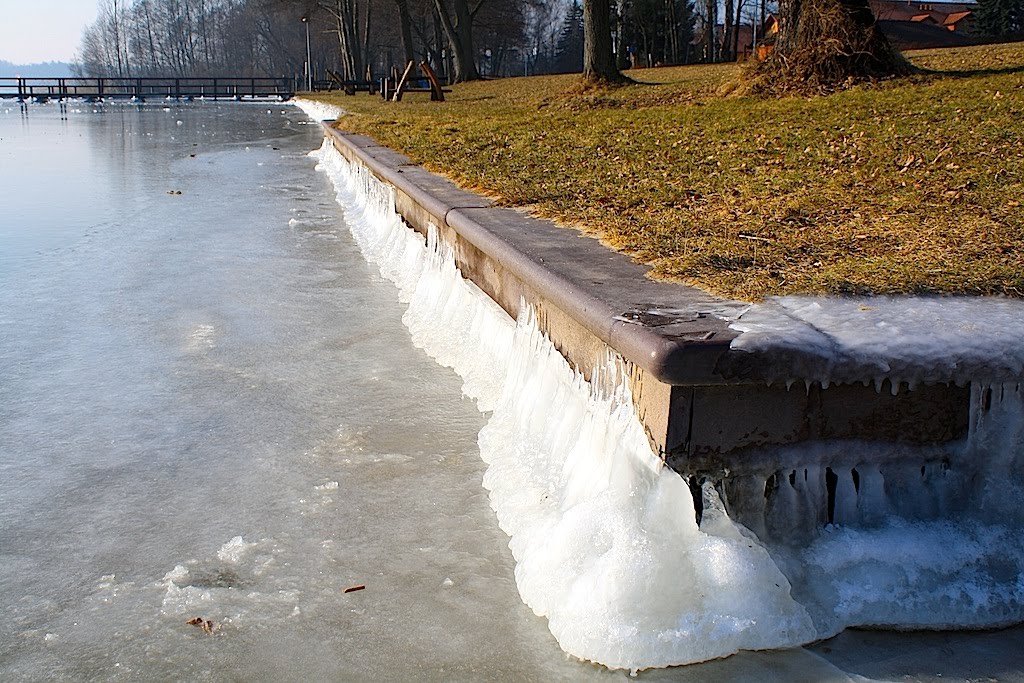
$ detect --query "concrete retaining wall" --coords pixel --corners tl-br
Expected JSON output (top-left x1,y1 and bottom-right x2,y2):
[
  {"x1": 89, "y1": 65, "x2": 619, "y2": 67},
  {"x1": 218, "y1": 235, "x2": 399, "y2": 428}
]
[{"x1": 323, "y1": 126, "x2": 970, "y2": 479}]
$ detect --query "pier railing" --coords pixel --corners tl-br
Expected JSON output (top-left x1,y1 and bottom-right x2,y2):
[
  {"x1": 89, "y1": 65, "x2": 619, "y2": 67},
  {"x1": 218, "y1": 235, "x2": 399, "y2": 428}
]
[{"x1": 0, "y1": 77, "x2": 294, "y2": 101}]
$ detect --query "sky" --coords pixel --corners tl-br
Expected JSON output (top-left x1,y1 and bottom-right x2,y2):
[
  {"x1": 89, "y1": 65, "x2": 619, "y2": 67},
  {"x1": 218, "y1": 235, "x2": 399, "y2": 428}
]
[{"x1": 0, "y1": 0, "x2": 98, "y2": 64}]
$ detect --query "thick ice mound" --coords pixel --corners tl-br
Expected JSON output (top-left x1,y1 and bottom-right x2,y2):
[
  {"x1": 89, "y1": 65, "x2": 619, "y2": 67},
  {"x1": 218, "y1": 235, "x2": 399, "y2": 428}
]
[
  {"x1": 292, "y1": 98, "x2": 344, "y2": 122},
  {"x1": 479, "y1": 315, "x2": 816, "y2": 668},
  {"x1": 728, "y1": 296, "x2": 1024, "y2": 388},
  {"x1": 312, "y1": 138, "x2": 817, "y2": 669}
]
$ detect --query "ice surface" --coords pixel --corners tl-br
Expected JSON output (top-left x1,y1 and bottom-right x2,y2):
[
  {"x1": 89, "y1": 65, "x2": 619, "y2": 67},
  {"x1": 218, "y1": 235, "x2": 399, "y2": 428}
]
[
  {"x1": 8, "y1": 103, "x2": 680, "y2": 682},
  {"x1": 793, "y1": 517, "x2": 1024, "y2": 635},
  {"x1": 310, "y1": 118, "x2": 1024, "y2": 670},
  {"x1": 729, "y1": 296, "x2": 1024, "y2": 388}
]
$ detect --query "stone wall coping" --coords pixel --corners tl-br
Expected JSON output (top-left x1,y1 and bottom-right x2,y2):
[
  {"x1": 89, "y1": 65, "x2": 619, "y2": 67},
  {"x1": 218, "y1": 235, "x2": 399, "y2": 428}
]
[{"x1": 324, "y1": 126, "x2": 748, "y2": 386}]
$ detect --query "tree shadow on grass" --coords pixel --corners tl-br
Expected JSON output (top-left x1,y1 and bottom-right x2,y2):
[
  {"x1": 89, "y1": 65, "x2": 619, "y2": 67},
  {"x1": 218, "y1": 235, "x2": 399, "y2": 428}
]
[{"x1": 920, "y1": 63, "x2": 1024, "y2": 79}]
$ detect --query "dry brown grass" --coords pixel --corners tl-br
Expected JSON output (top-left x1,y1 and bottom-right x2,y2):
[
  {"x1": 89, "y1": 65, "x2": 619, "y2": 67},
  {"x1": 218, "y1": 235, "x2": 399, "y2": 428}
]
[{"x1": 316, "y1": 42, "x2": 1024, "y2": 301}]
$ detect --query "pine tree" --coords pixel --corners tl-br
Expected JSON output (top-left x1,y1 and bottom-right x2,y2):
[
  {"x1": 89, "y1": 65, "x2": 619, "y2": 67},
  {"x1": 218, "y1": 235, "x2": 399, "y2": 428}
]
[
  {"x1": 553, "y1": 1, "x2": 585, "y2": 73},
  {"x1": 974, "y1": 0, "x2": 1024, "y2": 38}
]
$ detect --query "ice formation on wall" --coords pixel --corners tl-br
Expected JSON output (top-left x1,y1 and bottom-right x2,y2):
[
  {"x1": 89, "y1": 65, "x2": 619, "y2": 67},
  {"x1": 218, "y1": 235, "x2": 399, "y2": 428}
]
[
  {"x1": 311, "y1": 133, "x2": 1024, "y2": 670},
  {"x1": 293, "y1": 99, "x2": 344, "y2": 123},
  {"x1": 313, "y1": 139, "x2": 816, "y2": 669}
]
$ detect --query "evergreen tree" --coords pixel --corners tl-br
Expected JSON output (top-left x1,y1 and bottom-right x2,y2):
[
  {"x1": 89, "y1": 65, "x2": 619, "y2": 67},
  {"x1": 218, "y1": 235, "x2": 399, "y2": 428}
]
[
  {"x1": 553, "y1": 1, "x2": 585, "y2": 73},
  {"x1": 974, "y1": 0, "x2": 1024, "y2": 38}
]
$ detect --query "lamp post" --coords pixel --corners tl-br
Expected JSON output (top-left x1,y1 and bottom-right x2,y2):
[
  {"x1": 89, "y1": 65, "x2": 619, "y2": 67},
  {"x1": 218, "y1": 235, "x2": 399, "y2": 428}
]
[{"x1": 301, "y1": 16, "x2": 312, "y2": 92}]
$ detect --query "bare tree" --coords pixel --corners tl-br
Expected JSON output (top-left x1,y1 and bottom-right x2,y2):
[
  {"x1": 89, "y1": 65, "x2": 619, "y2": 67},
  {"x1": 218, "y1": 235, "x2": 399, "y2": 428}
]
[
  {"x1": 432, "y1": 0, "x2": 481, "y2": 82},
  {"x1": 394, "y1": 0, "x2": 416, "y2": 64},
  {"x1": 318, "y1": 1, "x2": 364, "y2": 80},
  {"x1": 72, "y1": 0, "x2": 538, "y2": 83}
]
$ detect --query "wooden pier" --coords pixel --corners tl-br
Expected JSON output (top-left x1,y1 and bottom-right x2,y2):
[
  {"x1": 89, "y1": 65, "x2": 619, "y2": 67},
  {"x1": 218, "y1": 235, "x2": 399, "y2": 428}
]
[{"x1": 0, "y1": 77, "x2": 295, "y2": 102}]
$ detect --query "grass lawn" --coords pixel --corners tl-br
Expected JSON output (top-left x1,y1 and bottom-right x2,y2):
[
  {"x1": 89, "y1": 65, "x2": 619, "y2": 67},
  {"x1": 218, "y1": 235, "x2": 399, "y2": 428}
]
[{"x1": 316, "y1": 43, "x2": 1024, "y2": 301}]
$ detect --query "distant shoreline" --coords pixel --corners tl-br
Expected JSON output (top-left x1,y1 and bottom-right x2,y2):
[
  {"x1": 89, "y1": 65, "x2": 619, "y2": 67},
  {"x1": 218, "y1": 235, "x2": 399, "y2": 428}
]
[{"x1": 0, "y1": 60, "x2": 73, "y2": 78}]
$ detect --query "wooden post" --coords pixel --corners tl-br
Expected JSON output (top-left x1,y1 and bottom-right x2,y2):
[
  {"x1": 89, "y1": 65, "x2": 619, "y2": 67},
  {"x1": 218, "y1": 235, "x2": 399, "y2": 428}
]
[
  {"x1": 419, "y1": 62, "x2": 445, "y2": 102},
  {"x1": 392, "y1": 60, "x2": 415, "y2": 102}
]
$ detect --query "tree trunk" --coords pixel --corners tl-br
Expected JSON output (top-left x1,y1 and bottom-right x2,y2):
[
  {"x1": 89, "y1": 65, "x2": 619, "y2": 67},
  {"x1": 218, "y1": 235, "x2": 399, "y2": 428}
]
[
  {"x1": 583, "y1": 0, "x2": 620, "y2": 82},
  {"x1": 764, "y1": 0, "x2": 911, "y2": 88},
  {"x1": 394, "y1": 0, "x2": 416, "y2": 65},
  {"x1": 665, "y1": 0, "x2": 679, "y2": 64},
  {"x1": 724, "y1": 0, "x2": 735, "y2": 61},
  {"x1": 362, "y1": 0, "x2": 373, "y2": 77},
  {"x1": 734, "y1": 0, "x2": 744, "y2": 60},
  {"x1": 326, "y1": 0, "x2": 365, "y2": 81},
  {"x1": 704, "y1": 0, "x2": 717, "y2": 62},
  {"x1": 334, "y1": 12, "x2": 356, "y2": 80},
  {"x1": 433, "y1": 0, "x2": 480, "y2": 82}
]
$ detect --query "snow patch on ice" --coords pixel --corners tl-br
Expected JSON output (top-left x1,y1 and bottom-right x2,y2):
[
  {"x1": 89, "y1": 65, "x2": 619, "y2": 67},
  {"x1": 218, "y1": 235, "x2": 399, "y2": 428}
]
[
  {"x1": 158, "y1": 538, "x2": 294, "y2": 621},
  {"x1": 217, "y1": 536, "x2": 257, "y2": 563}
]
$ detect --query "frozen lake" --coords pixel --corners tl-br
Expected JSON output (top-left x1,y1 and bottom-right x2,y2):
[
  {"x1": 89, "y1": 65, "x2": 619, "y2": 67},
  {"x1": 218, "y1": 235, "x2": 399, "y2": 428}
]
[
  {"x1": 0, "y1": 102, "x2": 578, "y2": 680},
  {"x1": 2, "y1": 101, "x2": 1023, "y2": 682}
]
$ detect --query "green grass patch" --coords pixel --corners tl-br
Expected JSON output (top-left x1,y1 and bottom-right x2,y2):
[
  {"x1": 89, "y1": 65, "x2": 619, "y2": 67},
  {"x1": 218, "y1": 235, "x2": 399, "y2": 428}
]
[{"x1": 318, "y1": 43, "x2": 1024, "y2": 301}]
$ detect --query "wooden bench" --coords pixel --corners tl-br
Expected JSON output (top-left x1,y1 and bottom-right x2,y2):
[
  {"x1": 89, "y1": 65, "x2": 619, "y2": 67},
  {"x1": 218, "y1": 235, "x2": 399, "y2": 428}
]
[
  {"x1": 325, "y1": 69, "x2": 377, "y2": 96},
  {"x1": 380, "y1": 61, "x2": 450, "y2": 102}
]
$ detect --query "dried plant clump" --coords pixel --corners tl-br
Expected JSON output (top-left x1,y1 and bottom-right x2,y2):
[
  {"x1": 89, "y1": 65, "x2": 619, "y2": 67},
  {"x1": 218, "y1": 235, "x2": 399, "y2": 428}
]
[{"x1": 749, "y1": 0, "x2": 914, "y2": 95}]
